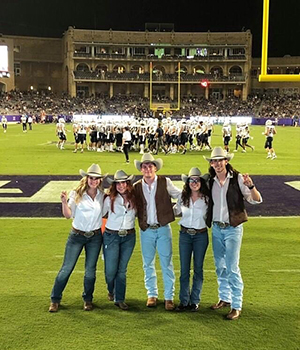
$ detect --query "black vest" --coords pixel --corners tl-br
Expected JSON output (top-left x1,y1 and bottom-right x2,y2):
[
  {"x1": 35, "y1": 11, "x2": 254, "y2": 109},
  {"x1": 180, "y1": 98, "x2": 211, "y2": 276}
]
[{"x1": 206, "y1": 171, "x2": 248, "y2": 228}]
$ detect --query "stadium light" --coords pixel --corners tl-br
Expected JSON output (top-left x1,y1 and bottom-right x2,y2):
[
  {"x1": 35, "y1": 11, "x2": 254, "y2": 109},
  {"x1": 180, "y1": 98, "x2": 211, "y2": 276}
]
[
  {"x1": 200, "y1": 80, "x2": 209, "y2": 88},
  {"x1": 0, "y1": 70, "x2": 10, "y2": 78}
]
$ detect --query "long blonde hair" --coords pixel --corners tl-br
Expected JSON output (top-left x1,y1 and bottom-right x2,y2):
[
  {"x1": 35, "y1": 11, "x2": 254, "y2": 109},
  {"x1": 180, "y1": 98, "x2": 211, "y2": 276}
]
[{"x1": 74, "y1": 176, "x2": 103, "y2": 203}]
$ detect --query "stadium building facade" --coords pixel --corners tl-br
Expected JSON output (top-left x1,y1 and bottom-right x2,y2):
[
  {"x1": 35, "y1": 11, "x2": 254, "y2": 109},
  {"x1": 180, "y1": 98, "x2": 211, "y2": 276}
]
[{"x1": 0, "y1": 27, "x2": 299, "y2": 101}]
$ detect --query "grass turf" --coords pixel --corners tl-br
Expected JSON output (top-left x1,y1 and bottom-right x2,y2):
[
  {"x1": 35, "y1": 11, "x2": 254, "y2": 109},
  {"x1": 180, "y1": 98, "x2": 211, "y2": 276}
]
[
  {"x1": 0, "y1": 218, "x2": 299, "y2": 350},
  {"x1": 0, "y1": 123, "x2": 299, "y2": 175},
  {"x1": 0, "y1": 123, "x2": 299, "y2": 349}
]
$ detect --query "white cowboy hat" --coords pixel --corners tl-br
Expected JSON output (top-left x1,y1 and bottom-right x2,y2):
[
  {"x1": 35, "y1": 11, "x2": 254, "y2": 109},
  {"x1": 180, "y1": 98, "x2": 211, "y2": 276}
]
[
  {"x1": 181, "y1": 167, "x2": 202, "y2": 183},
  {"x1": 107, "y1": 170, "x2": 135, "y2": 184},
  {"x1": 134, "y1": 153, "x2": 163, "y2": 171},
  {"x1": 79, "y1": 163, "x2": 106, "y2": 178},
  {"x1": 203, "y1": 146, "x2": 234, "y2": 162}
]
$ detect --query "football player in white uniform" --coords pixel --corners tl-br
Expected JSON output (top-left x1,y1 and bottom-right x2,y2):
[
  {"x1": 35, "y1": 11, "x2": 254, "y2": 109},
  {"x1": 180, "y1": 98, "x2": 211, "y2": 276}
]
[{"x1": 264, "y1": 120, "x2": 277, "y2": 159}]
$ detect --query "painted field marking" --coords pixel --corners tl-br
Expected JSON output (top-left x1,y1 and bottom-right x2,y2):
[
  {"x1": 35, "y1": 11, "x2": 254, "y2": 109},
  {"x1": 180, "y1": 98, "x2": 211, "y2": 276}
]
[
  {"x1": 283, "y1": 254, "x2": 300, "y2": 258},
  {"x1": 269, "y1": 270, "x2": 300, "y2": 273},
  {"x1": 285, "y1": 181, "x2": 300, "y2": 191},
  {"x1": 44, "y1": 269, "x2": 216, "y2": 274},
  {"x1": 0, "y1": 216, "x2": 299, "y2": 220},
  {"x1": 0, "y1": 181, "x2": 78, "y2": 203},
  {"x1": 0, "y1": 181, "x2": 23, "y2": 194}
]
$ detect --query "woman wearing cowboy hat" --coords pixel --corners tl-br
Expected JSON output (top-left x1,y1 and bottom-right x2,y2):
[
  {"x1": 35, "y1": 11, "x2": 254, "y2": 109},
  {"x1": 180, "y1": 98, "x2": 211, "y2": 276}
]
[
  {"x1": 49, "y1": 164, "x2": 106, "y2": 313},
  {"x1": 102, "y1": 170, "x2": 137, "y2": 310},
  {"x1": 174, "y1": 167, "x2": 210, "y2": 312}
]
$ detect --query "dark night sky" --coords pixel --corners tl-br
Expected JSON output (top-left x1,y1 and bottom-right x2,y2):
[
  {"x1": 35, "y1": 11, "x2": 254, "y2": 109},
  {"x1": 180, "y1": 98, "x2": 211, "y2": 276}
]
[{"x1": 0, "y1": 0, "x2": 299, "y2": 58}]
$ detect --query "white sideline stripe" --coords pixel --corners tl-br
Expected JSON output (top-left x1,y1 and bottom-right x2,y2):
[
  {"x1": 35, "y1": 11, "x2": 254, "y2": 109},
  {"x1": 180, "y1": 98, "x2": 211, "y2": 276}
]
[
  {"x1": 45, "y1": 269, "x2": 216, "y2": 274},
  {"x1": 269, "y1": 270, "x2": 300, "y2": 273},
  {"x1": 283, "y1": 254, "x2": 300, "y2": 257},
  {"x1": 1, "y1": 216, "x2": 299, "y2": 220}
]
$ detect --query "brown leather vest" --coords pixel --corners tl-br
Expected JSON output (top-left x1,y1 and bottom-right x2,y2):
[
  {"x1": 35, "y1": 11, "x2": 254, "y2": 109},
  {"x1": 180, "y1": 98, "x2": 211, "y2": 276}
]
[
  {"x1": 206, "y1": 171, "x2": 248, "y2": 228},
  {"x1": 134, "y1": 176, "x2": 175, "y2": 230}
]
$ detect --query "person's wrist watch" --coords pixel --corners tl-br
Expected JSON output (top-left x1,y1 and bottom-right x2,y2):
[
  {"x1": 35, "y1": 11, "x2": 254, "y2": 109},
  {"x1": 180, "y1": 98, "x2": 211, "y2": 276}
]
[{"x1": 248, "y1": 184, "x2": 255, "y2": 190}]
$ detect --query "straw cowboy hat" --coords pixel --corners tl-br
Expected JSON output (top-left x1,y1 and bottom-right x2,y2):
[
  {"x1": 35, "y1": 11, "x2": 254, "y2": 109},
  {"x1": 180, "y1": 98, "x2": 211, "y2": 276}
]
[
  {"x1": 203, "y1": 146, "x2": 234, "y2": 162},
  {"x1": 181, "y1": 167, "x2": 203, "y2": 183},
  {"x1": 106, "y1": 170, "x2": 135, "y2": 184},
  {"x1": 134, "y1": 153, "x2": 163, "y2": 171},
  {"x1": 79, "y1": 163, "x2": 106, "y2": 178}
]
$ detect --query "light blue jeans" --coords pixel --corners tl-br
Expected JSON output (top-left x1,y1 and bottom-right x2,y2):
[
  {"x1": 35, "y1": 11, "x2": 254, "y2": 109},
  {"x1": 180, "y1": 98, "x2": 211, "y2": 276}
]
[
  {"x1": 103, "y1": 231, "x2": 136, "y2": 302},
  {"x1": 140, "y1": 225, "x2": 175, "y2": 300},
  {"x1": 50, "y1": 229, "x2": 102, "y2": 303},
  {"x1": 212, "y1": 223, "x2": 244, "y2": 310},
  {"x1": 179, "y1": 230, "x2": 209, "y2": 306}
]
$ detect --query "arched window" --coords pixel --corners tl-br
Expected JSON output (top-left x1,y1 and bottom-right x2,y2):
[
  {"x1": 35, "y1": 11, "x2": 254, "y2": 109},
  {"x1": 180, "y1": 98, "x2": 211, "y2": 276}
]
[
  {"x1": 210, "y1": 66, "x2": 223, "y2": 77},
  {"x1": 113, "y1": 65, "x2": 126, "y2": 74},
  {"x1": 76, "y1": 63, "x2": 90, "y2": 72},
  {"x1": 131, "y1": 65, "x2": 144, "y2": 74},
  {"x1": 153, "y1": 65, "x2": 166, "y2": 74},
  {"x1": 175, "y1": 65, "x2": 187, "y2": 75},
  {"x1": 229, "y1": 66, "x2": 243, "y2": 76},
  {"x1": 193, "y1": 66, "x2": 206, "y2": 75},
  {"x1": 95, "y1": 64, "x2": 108, "y2": 73}
]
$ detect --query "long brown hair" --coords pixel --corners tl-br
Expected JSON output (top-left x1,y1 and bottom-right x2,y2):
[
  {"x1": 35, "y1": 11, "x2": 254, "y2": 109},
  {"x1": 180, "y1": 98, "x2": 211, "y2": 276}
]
[
  {"x1": 74, "y1": 176, "x2": 103, "y2": 203},
  {"x1": 106, "y1": 181, "x2": 136, "y2": 213},
  {"x1": 181, "y1": 177, "x2": 210, "y2": 207},
  {"x1": 208, "y1": 162, "x2": 234, "y2": 177}
]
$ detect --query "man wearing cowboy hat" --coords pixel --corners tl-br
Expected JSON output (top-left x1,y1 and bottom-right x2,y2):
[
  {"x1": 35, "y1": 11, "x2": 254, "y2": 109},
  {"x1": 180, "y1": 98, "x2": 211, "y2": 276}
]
[
  {"x1": 204, "y1": 147, "x2": 262, "y2": 320},
  {"x1": 134, "y1": 153, "x2": 181, "y2": 311}
]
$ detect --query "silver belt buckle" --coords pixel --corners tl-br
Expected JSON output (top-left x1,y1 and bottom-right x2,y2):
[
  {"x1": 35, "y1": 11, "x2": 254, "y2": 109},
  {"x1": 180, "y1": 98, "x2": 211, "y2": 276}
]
[
  {"x1": 118, "y1": 229, "x2": 128, "y2": 237},
  {"x1": 84, "y1": 231, "x2": 95, "y2": 238},
  {"x1": 216, "y1": 222, "x2": 227, "y2": 229},
  {"x1": 187, "y1": 228, "x2": 196, "y2": 235},
  {"x1": 149, "y1": 224, "x2": 159, "y2": 230}
]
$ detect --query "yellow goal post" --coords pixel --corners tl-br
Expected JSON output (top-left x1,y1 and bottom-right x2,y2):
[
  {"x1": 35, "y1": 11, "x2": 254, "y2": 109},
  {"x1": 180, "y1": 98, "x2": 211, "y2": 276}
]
[{"x1": 259, "y1": 0, "x2": 300, "y2": 82}]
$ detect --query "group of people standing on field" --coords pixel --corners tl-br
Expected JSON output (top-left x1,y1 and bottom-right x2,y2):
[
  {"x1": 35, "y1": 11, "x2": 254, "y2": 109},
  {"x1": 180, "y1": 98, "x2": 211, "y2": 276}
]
[{"x1": 49, "y1": 147, "x2": 262, "y2": 320}]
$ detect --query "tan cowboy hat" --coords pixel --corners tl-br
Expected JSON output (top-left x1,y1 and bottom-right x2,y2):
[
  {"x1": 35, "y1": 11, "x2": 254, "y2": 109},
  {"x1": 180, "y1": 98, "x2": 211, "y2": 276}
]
[
  {"x1": 107, "y1": 170, "x2": 135, "y2": 184},
  {"x1": 203, "y1": 146, "x2": 234, "y2": 162},
  {"x1": 79, "y1": 163, "x2": 106, "y2": 178},
  {"x1": 181, "y1": 167, "x2": 202, "y2": 183},
  {"x1": 134, "y1": 153, "x2": 163, "y2": 171}
]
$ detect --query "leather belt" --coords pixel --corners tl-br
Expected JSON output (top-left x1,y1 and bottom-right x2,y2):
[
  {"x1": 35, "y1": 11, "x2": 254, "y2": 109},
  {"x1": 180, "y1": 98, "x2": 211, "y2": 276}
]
[
  {"x1": 105, "y1": 228, "x2": 135, "y2": 237},
  {"x1": 213, "y1": 221, "x2": 231, "y2": 228},
  {"x1": 147, "y1": 224, "x2": 161, "y2": 230},
  {"x1": 72, "y1": 227, "x2": 101, "y2": 238},
  {"x1": 180, "y1": 225, "x2": 207, "y2": 235}
]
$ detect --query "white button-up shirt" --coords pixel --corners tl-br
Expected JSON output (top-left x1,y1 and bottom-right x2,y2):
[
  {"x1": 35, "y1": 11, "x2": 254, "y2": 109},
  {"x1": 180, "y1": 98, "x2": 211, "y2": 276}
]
[
  {"x1": 103, "y1": 194, "x2": 136, "y2": 230},
  {"x1": 212, "y1": 172, "x2": 262, "y2": 223},
  {"x1": 142, "y1": 175, "x2": 181, "y2": 225},
  {"x1": 174, "y1": 194, "x2": 208, "y2": 230},
  {"x1": 68, "y1": 189, "x2": 104, "y2": 231}
]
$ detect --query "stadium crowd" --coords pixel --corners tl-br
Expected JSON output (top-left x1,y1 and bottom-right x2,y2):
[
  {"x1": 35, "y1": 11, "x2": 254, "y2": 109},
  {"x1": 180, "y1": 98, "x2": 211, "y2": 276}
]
[{"x1": 0, "y1": 90, "x2": 299, "y2": 121}]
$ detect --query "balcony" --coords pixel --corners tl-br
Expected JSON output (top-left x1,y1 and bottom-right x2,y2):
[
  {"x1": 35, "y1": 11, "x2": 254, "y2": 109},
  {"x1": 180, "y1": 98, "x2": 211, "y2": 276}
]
[
  {"x1": 72, "y1": 52, "x2": 246, "y2": 62},
  {"x1": 73, "y1": 71, "x2": 246, "y2": 83}
]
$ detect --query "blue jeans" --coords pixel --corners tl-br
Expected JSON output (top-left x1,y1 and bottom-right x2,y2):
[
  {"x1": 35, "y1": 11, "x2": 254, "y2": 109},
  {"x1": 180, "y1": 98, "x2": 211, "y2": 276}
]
[
  {"x1": 50, "y1": 229, "x2": 102, "y2": 303},
  {"x1": 103, "y1": 231, "x2": 136, "y2": 302},
  {"x1": 140, "y1": 225, "x2": 175, "y2": 300},
  {"x1": 212, "y1": 223, "x2": 244, "y2": 310},
  {"x1": 179, "y1": 230, "x2": 209, "y2": 305}
]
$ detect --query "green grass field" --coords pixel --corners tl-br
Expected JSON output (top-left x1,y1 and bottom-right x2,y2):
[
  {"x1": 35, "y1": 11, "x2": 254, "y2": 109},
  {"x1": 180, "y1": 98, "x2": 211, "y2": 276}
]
[
  {"x1": 0, "y1": 123, "x2": 299, "y2": 175},
  {"x1": 0, "y1": 218, "x2": 299, "y2": 350},
  {"x1": 0, "y1": 123, "x2": 299, "y2": 350}
]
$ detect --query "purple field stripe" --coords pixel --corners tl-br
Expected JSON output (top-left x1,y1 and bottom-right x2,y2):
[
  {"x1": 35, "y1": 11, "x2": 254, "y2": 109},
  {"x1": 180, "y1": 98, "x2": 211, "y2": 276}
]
[{"x1": 0, "y1": 175, "x2": 299, "y2": 217}]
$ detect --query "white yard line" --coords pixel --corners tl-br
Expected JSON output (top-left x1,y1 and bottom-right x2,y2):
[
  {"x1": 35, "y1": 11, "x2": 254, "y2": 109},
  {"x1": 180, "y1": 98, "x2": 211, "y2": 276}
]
[
  {"x1": 269, "y1": 270, "x2": 300, "y2": 273},
  {"x1": 1, "y1": 216, "x2": 299, "y2": 220}
]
